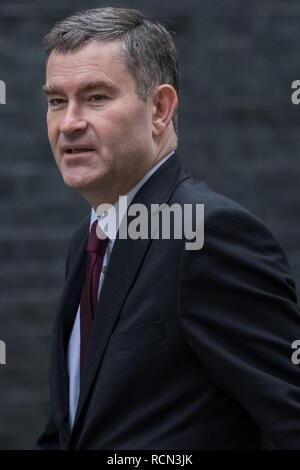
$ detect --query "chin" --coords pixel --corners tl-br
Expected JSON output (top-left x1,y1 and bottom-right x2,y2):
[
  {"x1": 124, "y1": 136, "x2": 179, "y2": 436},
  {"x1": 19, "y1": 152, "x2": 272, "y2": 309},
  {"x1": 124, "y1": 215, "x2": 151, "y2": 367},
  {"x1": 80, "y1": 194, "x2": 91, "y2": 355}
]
[{"x1": 62, "y1": 171, "x2": 102, "y2": 192}]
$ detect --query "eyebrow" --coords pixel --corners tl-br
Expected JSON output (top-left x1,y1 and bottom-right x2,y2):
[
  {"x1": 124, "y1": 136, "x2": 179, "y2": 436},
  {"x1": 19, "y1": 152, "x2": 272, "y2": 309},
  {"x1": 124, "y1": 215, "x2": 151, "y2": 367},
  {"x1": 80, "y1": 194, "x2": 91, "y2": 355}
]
[{"x1": 42, "y1": 80, "x2": 117, "y2": 96}]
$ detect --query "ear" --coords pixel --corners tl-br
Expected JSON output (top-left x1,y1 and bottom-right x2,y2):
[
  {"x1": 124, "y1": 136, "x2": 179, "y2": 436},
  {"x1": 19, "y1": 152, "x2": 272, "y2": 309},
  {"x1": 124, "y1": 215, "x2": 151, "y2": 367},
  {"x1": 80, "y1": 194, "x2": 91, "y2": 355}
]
[{"x1": 151, "y1": 85, "x2": 178, "y2": 137}]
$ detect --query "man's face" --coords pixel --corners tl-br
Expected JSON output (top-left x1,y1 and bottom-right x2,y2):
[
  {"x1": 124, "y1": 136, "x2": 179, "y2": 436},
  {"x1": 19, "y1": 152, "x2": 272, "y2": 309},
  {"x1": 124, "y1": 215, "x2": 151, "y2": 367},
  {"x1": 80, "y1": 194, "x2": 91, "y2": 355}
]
[{"x1": 44, "y1": 40, "x2": 156, "y2": 200}]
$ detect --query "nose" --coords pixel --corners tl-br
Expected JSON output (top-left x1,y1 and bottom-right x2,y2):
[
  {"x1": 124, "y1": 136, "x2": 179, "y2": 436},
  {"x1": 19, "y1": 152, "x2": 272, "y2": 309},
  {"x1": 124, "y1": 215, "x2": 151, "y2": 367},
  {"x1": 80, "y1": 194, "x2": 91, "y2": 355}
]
[{"x1": 58, "y1": 102, "x2": 87, "y2": 135}]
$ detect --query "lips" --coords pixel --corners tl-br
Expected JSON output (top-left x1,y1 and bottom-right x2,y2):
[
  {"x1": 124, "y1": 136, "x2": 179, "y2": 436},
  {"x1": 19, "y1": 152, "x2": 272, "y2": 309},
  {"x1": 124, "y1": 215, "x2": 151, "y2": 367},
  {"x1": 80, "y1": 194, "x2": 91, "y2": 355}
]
[{"x1": 64, "y1": 147, "x2": 94, "y2": 154}]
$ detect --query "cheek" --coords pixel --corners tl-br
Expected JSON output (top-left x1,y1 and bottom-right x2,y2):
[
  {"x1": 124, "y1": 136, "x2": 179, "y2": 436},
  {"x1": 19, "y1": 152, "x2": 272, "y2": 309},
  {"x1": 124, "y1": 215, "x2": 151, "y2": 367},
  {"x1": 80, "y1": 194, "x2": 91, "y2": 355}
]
[
  {"x1": 92, "y1": 118, "x2": 133, "y2": 157},
  {"x1": 99, "y1": 102, "x2": 150, "y2": 139},
  {"x1": 47, "y1": 116, "x2": 57, "y2": 145},
  {"x1": 47, "y1": 118, "x2": 62, "y2": 165}
]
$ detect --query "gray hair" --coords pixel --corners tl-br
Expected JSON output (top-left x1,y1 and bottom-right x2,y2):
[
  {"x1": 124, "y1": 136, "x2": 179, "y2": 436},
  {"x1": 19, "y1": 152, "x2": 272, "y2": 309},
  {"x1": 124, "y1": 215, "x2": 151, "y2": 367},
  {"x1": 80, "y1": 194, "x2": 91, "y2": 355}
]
[{"x1": 43, "y1": 7, "x2": 180, "y2": 132}]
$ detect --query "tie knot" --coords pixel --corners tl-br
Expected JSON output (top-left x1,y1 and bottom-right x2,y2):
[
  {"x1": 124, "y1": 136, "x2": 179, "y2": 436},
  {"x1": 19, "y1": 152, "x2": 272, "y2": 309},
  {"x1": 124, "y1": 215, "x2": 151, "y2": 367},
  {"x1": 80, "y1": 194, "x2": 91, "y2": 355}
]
[{"x1": 87, "y1": 220, "x2": 109, "y2": 255}]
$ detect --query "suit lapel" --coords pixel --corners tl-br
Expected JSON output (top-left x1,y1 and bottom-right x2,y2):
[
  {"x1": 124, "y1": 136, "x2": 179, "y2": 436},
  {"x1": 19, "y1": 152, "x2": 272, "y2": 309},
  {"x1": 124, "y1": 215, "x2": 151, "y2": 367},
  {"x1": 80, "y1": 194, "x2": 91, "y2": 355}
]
[{"x1": 71, "y1": 153, "x2": 191, "y2": 432}]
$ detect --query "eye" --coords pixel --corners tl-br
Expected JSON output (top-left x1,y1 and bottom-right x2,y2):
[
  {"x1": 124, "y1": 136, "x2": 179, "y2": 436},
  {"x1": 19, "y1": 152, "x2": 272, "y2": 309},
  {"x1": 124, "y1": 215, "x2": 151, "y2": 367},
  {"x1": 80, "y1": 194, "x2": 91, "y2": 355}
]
[
  {"x1": 88, "y1": 94, "x2": 107, "y2": 102},
  {"x1": 48, "y1": 98, "x2": 65, "y2": 106}
]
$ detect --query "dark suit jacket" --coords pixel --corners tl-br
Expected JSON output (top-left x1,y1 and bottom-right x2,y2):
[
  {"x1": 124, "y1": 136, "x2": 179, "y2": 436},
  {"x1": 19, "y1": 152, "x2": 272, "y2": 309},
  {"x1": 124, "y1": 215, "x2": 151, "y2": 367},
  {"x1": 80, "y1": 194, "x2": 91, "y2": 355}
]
[{"x1": 36, "y1": 153, "x2": 300, "y2": 450}]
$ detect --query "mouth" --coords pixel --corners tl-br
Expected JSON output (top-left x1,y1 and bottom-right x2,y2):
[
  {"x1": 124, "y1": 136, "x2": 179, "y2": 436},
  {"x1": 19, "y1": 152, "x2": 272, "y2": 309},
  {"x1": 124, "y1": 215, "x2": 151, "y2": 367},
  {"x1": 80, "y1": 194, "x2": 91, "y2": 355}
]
[
  {"x1": 64, "y1": 147, "x2": 95, "y2": 155},
  {"x1": 62, "y1": 147, "x2": 96, "y2": 162}
]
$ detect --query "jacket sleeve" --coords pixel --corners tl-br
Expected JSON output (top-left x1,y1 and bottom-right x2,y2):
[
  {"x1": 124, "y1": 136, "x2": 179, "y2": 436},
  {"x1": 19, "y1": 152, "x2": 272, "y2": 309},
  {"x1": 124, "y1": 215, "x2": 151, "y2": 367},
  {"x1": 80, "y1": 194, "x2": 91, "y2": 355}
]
[{"x1": 179, "y1": 205, "x2": 300, "y2": 449}]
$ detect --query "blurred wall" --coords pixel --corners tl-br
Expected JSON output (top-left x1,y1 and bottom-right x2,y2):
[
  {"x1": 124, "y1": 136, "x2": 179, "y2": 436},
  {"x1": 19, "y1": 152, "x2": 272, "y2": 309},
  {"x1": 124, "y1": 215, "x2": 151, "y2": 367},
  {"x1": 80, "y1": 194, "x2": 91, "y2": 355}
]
[{"x1": 0, "y1": 0, "x2": 299, "y2": 449}]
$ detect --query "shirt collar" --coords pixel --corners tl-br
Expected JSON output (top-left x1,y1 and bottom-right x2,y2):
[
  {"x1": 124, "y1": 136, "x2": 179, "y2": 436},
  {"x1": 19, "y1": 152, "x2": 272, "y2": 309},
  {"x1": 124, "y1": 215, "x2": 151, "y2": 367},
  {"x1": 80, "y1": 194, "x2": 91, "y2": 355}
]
[{"x1": 90, "y1": 151, "x2": 175, "y2": 240}]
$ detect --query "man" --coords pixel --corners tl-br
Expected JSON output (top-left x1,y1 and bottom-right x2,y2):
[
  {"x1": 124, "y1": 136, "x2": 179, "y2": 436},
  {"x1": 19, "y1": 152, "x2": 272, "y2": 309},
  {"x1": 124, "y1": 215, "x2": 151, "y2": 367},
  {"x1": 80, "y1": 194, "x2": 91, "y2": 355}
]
[{"x1": 36, "y1": 7, "x2": 300, "y2": 450}]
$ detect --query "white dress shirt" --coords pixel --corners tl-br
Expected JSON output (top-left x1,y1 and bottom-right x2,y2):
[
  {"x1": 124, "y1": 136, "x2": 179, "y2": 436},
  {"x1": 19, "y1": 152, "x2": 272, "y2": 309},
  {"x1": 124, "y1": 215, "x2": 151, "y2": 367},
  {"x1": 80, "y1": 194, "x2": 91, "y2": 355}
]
[{"x1": 67, "y1": 151, "x2": 174, "y2": 428}]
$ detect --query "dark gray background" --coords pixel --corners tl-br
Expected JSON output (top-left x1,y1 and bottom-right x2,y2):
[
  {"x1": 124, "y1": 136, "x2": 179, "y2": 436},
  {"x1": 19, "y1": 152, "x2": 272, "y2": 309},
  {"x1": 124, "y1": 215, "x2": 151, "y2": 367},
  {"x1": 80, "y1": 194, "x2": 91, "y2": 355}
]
[{"x1": 0, "y1": 0, "x2": 299, "y2": 449}]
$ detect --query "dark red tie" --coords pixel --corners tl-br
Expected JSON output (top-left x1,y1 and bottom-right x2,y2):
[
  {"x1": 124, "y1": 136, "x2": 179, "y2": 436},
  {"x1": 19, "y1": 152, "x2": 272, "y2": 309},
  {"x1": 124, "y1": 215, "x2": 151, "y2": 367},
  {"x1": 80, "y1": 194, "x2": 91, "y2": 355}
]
[{"x1": 80, "y1": 220, "x2": 108, "y2": 378}]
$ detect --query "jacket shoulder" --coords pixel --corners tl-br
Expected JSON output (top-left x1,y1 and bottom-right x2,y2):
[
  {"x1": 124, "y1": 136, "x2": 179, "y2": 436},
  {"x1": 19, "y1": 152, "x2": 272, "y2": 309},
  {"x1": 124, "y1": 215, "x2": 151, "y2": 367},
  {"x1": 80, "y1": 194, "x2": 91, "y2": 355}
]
[
  {"x1": 172, "y1": 176, "x2": 246, "y2": 214},
  {"x1": 173, "y1": 176, "x2": 295, "y2": 288}
]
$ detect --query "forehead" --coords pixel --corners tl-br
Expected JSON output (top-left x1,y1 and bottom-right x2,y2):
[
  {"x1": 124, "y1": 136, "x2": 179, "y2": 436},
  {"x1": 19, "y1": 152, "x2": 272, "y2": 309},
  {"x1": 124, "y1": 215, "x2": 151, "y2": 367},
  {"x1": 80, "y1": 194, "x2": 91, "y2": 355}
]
[{"x1": 45, "y1": 40, "x2": 134, "y2": 91}]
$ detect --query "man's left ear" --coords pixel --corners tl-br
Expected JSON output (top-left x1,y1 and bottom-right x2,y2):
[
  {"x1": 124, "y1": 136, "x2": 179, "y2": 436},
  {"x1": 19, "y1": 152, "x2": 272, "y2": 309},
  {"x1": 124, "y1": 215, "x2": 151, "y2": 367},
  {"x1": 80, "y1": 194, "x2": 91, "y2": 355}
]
[{"x1": 152, "y1": 85, "x2": 178, "y2": 137}]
